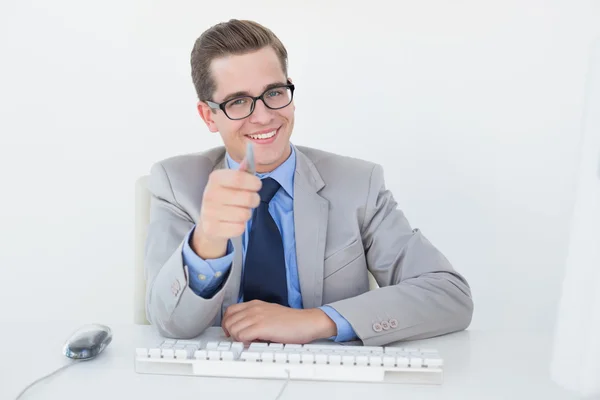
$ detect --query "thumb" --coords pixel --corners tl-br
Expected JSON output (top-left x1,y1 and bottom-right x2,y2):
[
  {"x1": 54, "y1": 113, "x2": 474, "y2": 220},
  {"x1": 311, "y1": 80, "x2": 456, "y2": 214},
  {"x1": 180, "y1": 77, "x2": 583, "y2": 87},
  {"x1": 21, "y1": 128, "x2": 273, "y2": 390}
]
[
  {"x1": 239, "y1": 157, "x2": 249, "y2": 172},
  {"x1": 239, "y1": 142, "x2": 255, "y2": 174}
]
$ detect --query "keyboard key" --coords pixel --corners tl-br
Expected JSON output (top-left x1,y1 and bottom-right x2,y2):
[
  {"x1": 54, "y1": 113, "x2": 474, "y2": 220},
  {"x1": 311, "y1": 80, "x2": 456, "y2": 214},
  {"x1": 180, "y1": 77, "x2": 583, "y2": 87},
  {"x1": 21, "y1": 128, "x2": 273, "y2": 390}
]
[
  {"x1": 409, "y1": 355, "x2": 423, "y2": 368},
  {"x1": 175, "y1": 350, "x2": 188, "y2": 359},
  {"x1": 148, "y1": 348, "x2": 161, "y2": 359},
  {"x1": 206, "y1": 342, "x2": 219, "y2": 350},
  {"x1": 221, "y1": 351, "x2": 235, "y2": 361},
  {"x1": 161, "y1": 349, "x2": 175, "y2": 359},
  {"x1": 268, "y1": 343, "x2": 284, "y2": 350},
  {"x1": 217, "y1": 342, "x2": 231, "y2": 351},
  {"x1": 207, "y1": 350, "x2": 221, "y2": 360},
  {"x1": 249, "y1": 343, "x2": 269, "y2": 351},
  {"x1": 301, "y1": 353, "x2": 314, "y2": 364},
  {"x1": 425, "y1": 356, "x2": 443, "y2": 367},
  {"x1": 369, "y1": 355, "x2": 383, "y2": 366},
  {"x1": 136, "y1": 348, "x2": 148, "y2": 358},
  {"x1": 328, "y1": 354, "x2": 342, "y2": 365},
  {"x1": 231, "y1": 342, "x2": 244, "y2": 356},
  {"x1": 315, "y1": 354, "x2": 328, "y2": 365},
  {"x1": 284, "y1": 344, "x2": 302, "y2": 351},
  {"x1": 342, "y1": 355, "x2": 355, "y2": 365},
  {"x1": 261, "y1": 352, "x2": 275, "y2": 362},
  {"x1": 240, "y1": 352, "x2": 260, "y2": 362},
  {"x1": 383, "y1": 356, "x2": 396, "y2": 367},
  {"x1": 194, "y1": 350, "x2": 207, "y2": 360},
  {"x1": 419, "y1": 348, "x2": 438, "y2": 354},
  {"x1": 288, "y1": 353, "x2": 301, "y2": 364},
  {"x1": 357, "y1": 346, "x2": 384, "y2": 354},
  {"x1": 355, "y1": 355, "x2": 369, "y2": 366},
  {"x1": 384, "y1": 347, "x2": 407, "y2": 354},
  {"x1": 396, "y1": 355, "x2": 410, "y2": 367},
  {"x1": 274, "y1": 352, "x2": 288, "y2": 363},
  {"x1": 176, "y1": 340, "x2": 202, "y2": 347},
  {"x1": 303, "y1": 344, "x2": 342, "y2": 351}
]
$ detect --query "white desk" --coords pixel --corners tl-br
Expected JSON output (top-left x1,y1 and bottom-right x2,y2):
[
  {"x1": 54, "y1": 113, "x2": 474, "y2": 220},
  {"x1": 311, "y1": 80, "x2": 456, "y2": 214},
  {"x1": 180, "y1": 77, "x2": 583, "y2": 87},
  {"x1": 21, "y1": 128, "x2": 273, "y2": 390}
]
[{"x1": 1, "y1": 321, "x2": 586, "y2": 400}]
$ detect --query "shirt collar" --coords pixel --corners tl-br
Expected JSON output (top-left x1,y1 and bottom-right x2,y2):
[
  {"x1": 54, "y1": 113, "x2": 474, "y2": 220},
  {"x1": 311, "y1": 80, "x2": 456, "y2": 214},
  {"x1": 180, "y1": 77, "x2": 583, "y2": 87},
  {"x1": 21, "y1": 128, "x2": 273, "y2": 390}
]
[{"x1": 226, "y1": 144, "x2": 296, "y2": 198}]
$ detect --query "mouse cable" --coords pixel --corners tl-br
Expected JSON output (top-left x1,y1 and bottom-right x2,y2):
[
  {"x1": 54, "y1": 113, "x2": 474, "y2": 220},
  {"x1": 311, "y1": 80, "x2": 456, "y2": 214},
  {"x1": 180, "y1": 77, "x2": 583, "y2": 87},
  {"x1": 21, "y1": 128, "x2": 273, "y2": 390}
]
[
  {"x1": 274, "y1": 368, "x2": 291, "y2": 400},
  {"x1": 14, "y1": 360, "x2": 83, "y2": 400}
]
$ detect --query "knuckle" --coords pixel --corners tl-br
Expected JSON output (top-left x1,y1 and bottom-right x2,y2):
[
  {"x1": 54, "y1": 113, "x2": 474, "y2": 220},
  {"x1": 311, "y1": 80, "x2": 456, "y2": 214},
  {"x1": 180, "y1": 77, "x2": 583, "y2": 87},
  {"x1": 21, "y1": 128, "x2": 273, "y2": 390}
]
[
  {"x1": 233, "y1": 171, "x2": 245, "y2": 187},
  {"x1": 234, "y1": 224, "x2": 246, "y2": 236},
  {"x1": 248, "y1": 192, "x2": 260, "y2": 207},
  {"x1": 252, "y1": 176, "x2": 262, "y2": 190},
  {"x1": 243, "y1": 208, "x2": 252, "y2": 221}
]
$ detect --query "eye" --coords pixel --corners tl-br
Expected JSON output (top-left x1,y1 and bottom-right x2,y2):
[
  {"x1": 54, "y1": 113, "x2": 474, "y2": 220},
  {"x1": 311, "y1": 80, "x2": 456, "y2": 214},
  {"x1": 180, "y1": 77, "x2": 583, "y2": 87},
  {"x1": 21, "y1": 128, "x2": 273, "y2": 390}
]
[
  {"x1": 266, "y1": 89, "x2": 283, "y2": 97},
  {"x1": 227, "y1": 97, "x2": 249, "y2": 108}
]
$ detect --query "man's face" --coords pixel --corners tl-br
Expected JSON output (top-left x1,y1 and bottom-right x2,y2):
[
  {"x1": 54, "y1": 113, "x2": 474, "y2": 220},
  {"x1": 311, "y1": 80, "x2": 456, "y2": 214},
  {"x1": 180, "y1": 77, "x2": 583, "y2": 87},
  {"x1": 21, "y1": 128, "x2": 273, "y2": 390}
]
[{"x1": 198, "y1": 46, "x2": 295, "y2": 173}]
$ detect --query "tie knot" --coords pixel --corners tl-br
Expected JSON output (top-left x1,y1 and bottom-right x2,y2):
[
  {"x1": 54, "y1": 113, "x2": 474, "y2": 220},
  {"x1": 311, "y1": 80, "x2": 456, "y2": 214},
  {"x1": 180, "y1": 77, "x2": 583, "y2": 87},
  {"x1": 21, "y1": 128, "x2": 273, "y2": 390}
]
[{"x1": 259, "y1": 177, "x2": 281, "y2": 203}]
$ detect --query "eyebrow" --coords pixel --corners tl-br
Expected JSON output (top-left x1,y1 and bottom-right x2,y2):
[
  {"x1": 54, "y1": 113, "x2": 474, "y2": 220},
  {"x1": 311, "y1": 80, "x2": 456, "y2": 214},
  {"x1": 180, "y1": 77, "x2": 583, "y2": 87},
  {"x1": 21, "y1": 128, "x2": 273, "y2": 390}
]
[{"x1": 220, "y1": 81, "x2": 288, "y2": 102}]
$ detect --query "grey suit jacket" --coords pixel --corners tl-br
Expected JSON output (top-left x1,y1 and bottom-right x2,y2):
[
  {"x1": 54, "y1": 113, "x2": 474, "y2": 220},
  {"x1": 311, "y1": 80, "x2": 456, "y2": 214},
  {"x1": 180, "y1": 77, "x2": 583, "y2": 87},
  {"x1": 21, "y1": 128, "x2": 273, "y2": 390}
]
[{"x1": 144, "y1": 145, "x2": 473, "y2": 346}]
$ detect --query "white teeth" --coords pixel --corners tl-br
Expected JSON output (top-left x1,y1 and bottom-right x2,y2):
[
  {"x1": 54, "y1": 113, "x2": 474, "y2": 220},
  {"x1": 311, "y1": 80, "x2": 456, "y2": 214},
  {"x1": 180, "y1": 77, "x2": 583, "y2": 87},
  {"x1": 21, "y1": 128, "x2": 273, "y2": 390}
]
[{"x1": 248, "y1": 130, "x2": 276, "y2": 140}]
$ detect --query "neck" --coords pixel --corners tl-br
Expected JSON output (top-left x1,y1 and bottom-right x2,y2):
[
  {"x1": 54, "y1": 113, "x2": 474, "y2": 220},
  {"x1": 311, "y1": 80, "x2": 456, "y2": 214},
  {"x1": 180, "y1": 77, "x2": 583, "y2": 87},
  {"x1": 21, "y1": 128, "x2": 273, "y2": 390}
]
[{"x1": 254, "y1": 145, "x2": 292, "y2": 173}]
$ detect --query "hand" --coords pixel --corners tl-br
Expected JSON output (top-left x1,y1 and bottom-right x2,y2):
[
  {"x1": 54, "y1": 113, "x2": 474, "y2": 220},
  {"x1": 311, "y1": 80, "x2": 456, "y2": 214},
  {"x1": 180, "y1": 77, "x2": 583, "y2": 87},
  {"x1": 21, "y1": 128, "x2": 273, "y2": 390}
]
[
  {"x1": 192, "y1": 162, "x2": 261, "y2": 259},
  {"x1": 221, "y1": 300, "x2": 337, "y2": 344}
]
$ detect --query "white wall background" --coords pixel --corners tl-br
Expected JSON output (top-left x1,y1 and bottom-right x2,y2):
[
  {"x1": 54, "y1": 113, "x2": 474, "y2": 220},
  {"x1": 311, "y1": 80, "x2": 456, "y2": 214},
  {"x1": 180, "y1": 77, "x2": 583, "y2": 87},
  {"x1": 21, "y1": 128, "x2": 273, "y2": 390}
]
[{"x1": 0, "y1": 0, "x2": 598, "y2": 333}]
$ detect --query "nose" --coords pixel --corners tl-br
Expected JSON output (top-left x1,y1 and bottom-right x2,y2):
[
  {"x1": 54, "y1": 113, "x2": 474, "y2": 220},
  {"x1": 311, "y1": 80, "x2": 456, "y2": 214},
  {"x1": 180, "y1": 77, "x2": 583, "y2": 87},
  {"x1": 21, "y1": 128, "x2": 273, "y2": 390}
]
[{"x1": 248, "y1": 98, "x2": 274, "y2": 125}]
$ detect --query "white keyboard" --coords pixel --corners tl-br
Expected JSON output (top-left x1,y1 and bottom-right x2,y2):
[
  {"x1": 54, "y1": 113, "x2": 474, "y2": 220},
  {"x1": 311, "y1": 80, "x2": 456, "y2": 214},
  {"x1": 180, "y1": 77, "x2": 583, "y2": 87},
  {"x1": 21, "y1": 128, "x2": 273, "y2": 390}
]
[{"x1": 135, "y1": 339, "x2": 443, "y2": 384}]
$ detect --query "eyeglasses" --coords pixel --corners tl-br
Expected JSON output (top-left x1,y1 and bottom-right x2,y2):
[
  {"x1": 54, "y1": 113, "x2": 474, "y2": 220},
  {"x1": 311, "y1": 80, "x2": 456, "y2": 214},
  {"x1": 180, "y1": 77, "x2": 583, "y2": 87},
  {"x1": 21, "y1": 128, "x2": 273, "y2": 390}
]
[{"x1": 206, "y1": 82, "x2": 295, "y2": 120}]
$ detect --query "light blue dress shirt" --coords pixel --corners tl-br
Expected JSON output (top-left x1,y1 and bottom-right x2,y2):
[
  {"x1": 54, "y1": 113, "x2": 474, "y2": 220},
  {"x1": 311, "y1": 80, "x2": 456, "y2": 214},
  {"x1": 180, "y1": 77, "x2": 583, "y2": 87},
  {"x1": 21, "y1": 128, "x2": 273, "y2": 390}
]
[{"x1": 181, "y1": 145, "x2": 357, "y2": 342}]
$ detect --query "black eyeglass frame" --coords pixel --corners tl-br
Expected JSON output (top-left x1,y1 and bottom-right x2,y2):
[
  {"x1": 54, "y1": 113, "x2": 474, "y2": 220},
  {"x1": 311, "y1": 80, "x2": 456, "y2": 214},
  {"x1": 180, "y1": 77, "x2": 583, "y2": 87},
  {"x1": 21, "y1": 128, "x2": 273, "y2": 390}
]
[{"x1": 205, "y1": 81, "x2": 295, "y2": 120}]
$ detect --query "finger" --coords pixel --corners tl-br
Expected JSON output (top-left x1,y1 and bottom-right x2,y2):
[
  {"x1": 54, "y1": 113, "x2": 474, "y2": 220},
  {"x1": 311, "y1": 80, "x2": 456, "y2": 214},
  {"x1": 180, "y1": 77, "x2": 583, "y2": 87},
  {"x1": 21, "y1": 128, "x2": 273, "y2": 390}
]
[
  {"x1": 223, "y1": 308, "x2": 251, "y2": 335},
  {"x1": 228, "y1": 317, "x2": 258, "y2": 342},
  {"x1": 235, "y1": 323, "x2": 265, "y2": 343},
  {"x1": 204, "y1": 185, "x2": 260, "y2": 209},
  {"x1": 221, "y1": 320, "x2": 230, "y2": 337},
  {"x1": 204, "y1": 204, "x2": 252, "y2": 224},
  {"x1": 200, "y1": 220, "x2": 245, "y2": 239},
  {"x1": 223, "y1": 301, "x2": 254, "y2": 321},
  {"x1": 214, "y1": 170, "x2": 262, "y2": 192},
  {"x1": 219, "y1": 191, "x2": 260, "y2": 209},
  {"x1": 238, "y1": 157, "x2": 249, "y2": 172}
]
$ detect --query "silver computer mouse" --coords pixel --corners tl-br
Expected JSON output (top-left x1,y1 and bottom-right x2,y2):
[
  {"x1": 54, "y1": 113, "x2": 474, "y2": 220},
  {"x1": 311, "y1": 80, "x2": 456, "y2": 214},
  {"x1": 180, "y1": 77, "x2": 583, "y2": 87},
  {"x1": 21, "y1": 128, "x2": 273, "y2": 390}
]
[{"x1": 62, "y1": 324, "x2": 112, "y2": 360}]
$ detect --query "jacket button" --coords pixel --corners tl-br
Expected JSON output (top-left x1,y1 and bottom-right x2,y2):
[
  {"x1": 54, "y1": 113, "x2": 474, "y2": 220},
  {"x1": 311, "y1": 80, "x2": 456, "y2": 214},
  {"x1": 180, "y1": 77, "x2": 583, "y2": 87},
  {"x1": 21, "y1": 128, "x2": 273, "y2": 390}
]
[
  {"x1": 372, "y1": 322, "x2": 383, "y2": 332},
  {"x1": 171, "y1": 280, "x2": 180, "y2": 296},
  {"x1": 389, "y1": 319, "x2": 398, "y2": 328},
  {"x1": 381, "y1": 320, "x2": 390, "y2": 330}
]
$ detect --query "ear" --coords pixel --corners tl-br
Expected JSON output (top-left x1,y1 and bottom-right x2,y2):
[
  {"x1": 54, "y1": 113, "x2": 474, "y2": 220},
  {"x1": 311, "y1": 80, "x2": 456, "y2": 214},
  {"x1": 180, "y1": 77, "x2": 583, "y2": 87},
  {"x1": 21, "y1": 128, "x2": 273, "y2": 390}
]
[
  {"x1": 197, "y1": 101, "x2": 219, "y2": 133},
  {"x1": 287, "y1": 77, "x2": 295, "y2": 110}
]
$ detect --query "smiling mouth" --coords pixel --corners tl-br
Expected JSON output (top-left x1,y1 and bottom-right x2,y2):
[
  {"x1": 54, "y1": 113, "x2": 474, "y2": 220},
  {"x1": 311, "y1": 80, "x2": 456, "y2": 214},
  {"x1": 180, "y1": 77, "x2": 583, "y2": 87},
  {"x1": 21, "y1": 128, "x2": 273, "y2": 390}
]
[{"x1": 245, "y1": 127, "x2": 280, "y2": 143}]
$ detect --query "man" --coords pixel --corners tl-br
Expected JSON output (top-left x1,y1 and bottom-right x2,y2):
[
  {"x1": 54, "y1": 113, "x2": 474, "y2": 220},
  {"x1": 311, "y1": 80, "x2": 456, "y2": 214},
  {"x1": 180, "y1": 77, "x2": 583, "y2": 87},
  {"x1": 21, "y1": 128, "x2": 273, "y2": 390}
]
[{"x1": 144, "y1": 19, "x2": 473, "y2": 346}]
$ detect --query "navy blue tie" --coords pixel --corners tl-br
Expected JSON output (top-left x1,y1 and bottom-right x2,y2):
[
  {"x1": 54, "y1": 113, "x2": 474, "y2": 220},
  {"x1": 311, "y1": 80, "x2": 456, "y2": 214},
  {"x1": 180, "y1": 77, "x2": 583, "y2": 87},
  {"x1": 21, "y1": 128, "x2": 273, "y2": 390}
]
[{"x1": 242, "y1": 177, "x2": 289, "y2": 306}]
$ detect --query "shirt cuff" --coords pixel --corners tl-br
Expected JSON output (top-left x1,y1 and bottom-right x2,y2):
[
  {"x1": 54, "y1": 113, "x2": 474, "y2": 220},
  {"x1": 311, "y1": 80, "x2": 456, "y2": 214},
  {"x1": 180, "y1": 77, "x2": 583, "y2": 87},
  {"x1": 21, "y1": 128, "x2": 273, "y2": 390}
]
[
  {"x1": 182, "y1": 226, "x2": 233, "y2": 298},
  {"x1": 318, "y1": 305, "x2": 357, "y2": 342}
]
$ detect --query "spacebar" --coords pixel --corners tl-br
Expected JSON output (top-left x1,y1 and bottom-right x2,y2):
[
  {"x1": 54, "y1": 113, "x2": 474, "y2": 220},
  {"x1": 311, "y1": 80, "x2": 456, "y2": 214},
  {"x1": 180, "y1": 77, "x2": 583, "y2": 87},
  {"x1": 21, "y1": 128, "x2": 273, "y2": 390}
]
[{"x1": 191, "y1": 361, "x2": 386, "y2": 382}]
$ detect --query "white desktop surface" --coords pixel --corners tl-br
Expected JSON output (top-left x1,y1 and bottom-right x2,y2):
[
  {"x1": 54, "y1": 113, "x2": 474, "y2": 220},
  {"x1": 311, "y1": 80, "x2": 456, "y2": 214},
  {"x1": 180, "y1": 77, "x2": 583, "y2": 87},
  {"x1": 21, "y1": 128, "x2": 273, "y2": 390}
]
[{"x1": 1, "y1": 321, "x2": 584, "y2": 400}]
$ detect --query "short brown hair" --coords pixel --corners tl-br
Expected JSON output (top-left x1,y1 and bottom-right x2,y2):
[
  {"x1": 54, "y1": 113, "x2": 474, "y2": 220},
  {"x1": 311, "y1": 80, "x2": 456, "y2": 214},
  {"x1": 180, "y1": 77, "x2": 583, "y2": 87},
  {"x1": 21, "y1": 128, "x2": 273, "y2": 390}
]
[{"x1": 190, "y1": 19, "x2": 288, "y2": 102}]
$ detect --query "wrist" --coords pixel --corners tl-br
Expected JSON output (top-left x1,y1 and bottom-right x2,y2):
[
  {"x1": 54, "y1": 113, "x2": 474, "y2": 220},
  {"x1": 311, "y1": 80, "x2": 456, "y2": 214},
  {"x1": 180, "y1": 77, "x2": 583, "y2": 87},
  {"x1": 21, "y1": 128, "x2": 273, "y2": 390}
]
[
  {"x1": 308, "y1": 308, "x2": 337, "y2": 340},
  {"x1": 191, "y1": 226, "x2": 228, "y2": 259}
]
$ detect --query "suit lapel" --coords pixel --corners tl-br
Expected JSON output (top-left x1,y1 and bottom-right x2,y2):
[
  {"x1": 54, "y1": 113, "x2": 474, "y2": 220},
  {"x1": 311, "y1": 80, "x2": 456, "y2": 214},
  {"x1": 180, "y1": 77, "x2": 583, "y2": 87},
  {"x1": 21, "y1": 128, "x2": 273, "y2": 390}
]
[{"x1": 293, "y1": 147, "x2": 329, "y2": 309}]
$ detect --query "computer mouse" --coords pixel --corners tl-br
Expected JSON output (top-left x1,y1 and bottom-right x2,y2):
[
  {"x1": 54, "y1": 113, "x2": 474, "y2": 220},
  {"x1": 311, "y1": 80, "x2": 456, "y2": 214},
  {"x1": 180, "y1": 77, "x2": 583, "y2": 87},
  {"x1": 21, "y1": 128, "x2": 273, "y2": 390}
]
[{"x1": 62, "y1": 324, "x2": 113, "y2": 360}]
